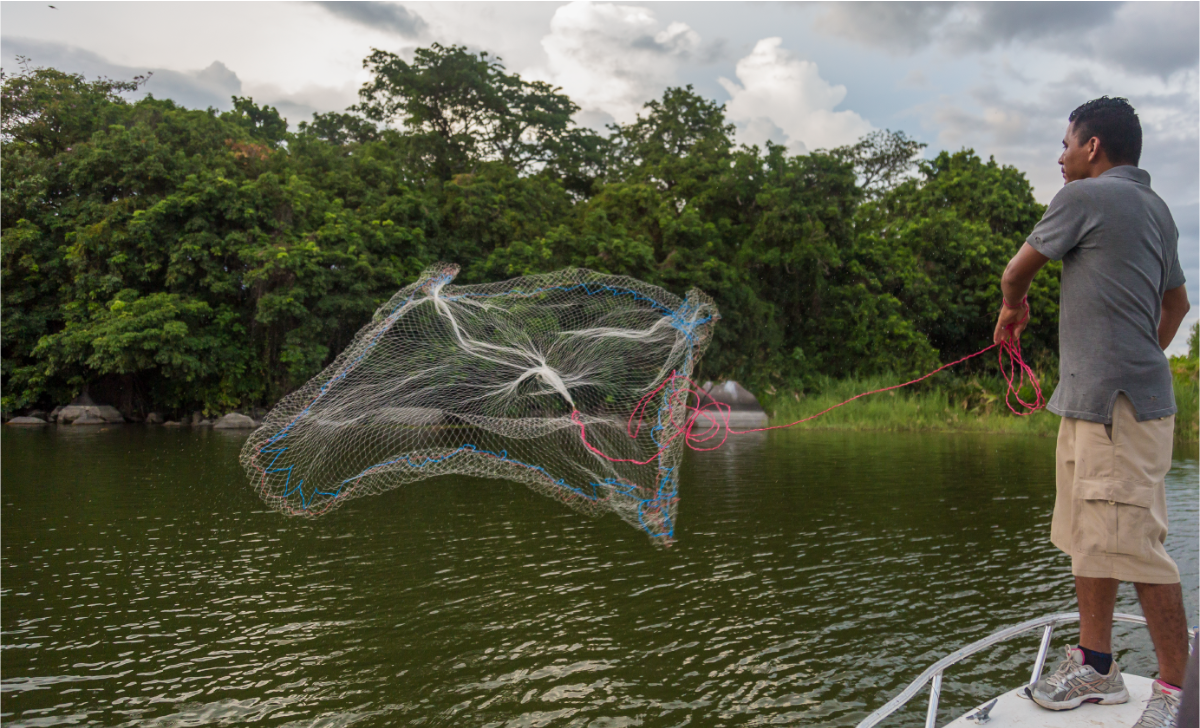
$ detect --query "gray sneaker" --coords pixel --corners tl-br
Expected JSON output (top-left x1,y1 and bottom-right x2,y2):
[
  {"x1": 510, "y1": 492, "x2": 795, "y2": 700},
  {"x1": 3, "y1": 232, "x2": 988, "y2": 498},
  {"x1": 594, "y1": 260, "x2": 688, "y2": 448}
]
[
  {"x1": 1026, "y1": 646, "x2": 1130, "y2": 710},
  {"x1": 1131, "y1": 680, "x2": 1182, "y2": 728}
]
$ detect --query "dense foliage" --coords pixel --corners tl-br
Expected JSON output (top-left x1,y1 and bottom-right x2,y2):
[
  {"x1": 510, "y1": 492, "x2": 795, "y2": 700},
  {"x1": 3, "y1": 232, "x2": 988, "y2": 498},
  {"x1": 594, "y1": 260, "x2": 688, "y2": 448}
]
[{"x1": 1, "y1": 47, "x2": 1054, "y2": 417}]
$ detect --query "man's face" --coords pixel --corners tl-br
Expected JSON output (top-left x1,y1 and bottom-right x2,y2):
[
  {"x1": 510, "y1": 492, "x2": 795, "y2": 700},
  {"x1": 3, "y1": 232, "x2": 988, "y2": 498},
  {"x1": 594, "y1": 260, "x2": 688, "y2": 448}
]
[{"x1": 1058, "y1": 121, "x2": 1092, "y2": 184}]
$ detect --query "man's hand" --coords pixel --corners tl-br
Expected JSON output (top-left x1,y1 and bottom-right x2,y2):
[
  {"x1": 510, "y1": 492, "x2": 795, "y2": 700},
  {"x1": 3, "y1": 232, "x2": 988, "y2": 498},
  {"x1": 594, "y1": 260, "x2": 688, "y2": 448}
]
[
  {"x1": 994, "y1": 243, "x2": 1051, "y2": 344},
  {"x1": 994, "y1": 302, "x2": 1029, "y2": 344}
]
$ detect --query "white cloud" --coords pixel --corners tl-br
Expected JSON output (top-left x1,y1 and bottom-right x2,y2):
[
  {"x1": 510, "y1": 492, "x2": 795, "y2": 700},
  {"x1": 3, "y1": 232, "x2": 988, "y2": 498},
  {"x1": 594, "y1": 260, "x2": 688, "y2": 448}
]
[
  {"x1": 535, "y1": 1, "x2": 705, "y2": 127},
  {"x1": 815, "y1": 1, "x2": 1197, "y2": 78},
  {"x1": 2, "y1": 37, "x2": 243, "y2": 112},
  {"x1": 814, "y1": 2, "x2": 954, "y2": 54},
  {"x1": 923, "y1": 60, "x2": 1199, "y2": 205},
  {"x1": 0, "y1": 36, "x2": 356, "y2": 126},
  {"x1": 718, "y1": 38, "x2": 873, "y2": 154},
  {"x1": 241, "y1": 80, "x2": 359, "y2": 126},
  {"x1": 1082, "y1": 2, "x2": 1199, "y2": 78}
]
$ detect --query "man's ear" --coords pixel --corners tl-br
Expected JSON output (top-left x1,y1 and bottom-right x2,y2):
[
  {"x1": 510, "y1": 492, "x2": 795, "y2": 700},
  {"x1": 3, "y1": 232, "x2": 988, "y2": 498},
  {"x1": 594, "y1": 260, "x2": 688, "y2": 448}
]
[{"x1": 1085, "y1": 136, "x2": 1103, "y2": 163}]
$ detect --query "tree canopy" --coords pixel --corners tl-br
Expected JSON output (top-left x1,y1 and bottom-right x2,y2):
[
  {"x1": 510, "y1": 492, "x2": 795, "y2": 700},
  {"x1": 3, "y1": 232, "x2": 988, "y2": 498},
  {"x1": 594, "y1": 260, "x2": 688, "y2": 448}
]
[{"x1": 1, "y1": 49, "x2": 1052, "y2": 417}]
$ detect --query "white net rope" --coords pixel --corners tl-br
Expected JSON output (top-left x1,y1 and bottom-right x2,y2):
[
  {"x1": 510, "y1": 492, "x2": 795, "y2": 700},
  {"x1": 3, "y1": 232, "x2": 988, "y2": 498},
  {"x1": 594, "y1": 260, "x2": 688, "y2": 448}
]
[{"x1": 240, "y1": 264, "x2": 719, "y2": 541}]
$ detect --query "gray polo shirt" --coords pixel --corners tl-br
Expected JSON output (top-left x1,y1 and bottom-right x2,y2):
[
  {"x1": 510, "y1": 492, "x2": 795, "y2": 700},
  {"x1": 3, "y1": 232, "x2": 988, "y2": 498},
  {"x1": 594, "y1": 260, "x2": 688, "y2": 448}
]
[{"x1": 1027, "y1": 166, "x2": 1186, "y2": 423}]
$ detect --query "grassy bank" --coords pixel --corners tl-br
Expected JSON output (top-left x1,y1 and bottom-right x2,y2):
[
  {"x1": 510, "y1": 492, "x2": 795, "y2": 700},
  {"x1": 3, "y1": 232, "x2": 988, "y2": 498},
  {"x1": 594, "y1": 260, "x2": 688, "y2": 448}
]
[
  {"x1": 1171, "y1": 355, "x2": 1199, "y2": 444},
  {"x1": 762, "y1": 360, "x2": 1198, "y2": 443}
]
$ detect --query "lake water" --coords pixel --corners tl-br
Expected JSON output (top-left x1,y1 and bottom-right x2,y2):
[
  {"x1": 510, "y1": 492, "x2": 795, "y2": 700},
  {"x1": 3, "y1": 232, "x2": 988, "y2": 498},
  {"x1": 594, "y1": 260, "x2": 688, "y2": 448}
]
[{"x1": 2, "y1": 427, "x2": 1196, "y2": 727}]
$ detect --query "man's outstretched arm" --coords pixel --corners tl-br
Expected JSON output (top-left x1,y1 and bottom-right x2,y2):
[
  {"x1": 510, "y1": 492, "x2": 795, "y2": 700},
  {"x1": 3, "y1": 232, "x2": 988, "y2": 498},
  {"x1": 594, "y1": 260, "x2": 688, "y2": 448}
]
[
  {"x1": 994, "y1": 243, "x2": 1051, "y2": 344},
  {"x1": 1159, "y1": 285, "x2": 1190, "y2": 350}
]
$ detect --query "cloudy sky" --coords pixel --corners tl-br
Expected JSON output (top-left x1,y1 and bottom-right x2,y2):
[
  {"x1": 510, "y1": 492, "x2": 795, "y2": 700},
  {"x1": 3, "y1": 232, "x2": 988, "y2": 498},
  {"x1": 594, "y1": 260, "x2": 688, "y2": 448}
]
[{"x1": 3, "y1": 1, "x2": 1197, "y2": 351}]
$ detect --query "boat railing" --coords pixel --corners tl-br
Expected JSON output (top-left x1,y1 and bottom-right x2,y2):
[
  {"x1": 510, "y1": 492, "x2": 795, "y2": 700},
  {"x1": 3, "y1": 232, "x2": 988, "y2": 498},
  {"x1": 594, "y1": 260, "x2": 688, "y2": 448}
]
[{"x1": 855, "y1": 611, "x2": 1149, "y2": 728}]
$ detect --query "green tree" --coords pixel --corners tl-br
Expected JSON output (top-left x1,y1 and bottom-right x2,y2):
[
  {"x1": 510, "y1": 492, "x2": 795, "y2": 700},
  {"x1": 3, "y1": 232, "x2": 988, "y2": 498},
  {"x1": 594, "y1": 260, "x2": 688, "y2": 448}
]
[
  {"x1": 850, "y1": 150, "x2": 1056, "y2": 365},
  {"x1": 2, "y1": 49, "x2": 1060, "y2": 419},
  {"x1": 833, "y1": 129, "x2": 926, "y2": 199},
  {"x1": 355, "y1": 43, "x2": 606, "y2": 191},
  {"x1": 221, "y1": 96, "x2": 289, "y2": 147},
  {"x1": 0, "y1": 56, "x2": 149, "y2": 155},
  {"x1": 2, "y1": 65, "x2": 429, "y2": 415},
  {"x1": 32, "y1": 291, "x2": 245, "y2": 412}
]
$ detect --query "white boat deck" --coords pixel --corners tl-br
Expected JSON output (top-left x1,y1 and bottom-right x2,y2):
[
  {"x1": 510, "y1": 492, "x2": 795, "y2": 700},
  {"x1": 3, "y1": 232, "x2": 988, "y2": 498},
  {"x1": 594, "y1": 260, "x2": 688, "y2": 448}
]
[
  {"x1": 946, "y1": 674, "x2": 1155, "y2": 728},
  {"x1": 855, "y1": 613, "x2": 1181, "y2": 728}
]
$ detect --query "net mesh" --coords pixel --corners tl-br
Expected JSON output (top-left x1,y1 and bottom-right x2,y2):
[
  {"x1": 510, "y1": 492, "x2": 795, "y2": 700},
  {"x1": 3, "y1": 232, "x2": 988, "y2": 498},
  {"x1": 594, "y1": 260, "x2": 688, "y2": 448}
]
[{"x1": 240, "y1": 263, "x2": 719, "y2": 541}]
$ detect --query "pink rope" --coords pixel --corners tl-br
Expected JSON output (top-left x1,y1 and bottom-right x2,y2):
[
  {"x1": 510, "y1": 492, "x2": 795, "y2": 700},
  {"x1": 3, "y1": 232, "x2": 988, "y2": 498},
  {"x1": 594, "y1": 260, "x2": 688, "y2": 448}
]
[{"x1": 571, "y1": 333, "x2": 1045, "y2": 466}]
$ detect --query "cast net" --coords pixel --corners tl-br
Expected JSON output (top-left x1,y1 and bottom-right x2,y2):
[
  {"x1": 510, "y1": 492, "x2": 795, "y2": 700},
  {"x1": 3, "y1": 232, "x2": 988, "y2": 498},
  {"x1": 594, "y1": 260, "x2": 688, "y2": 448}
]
[{"x1": 240, "y1": 264, "x2": 718, "y2": 541}]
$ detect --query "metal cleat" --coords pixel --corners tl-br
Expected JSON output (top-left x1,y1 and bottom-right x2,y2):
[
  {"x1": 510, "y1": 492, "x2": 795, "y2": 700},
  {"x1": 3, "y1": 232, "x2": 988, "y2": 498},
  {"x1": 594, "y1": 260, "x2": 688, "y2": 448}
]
[{"x1": 964, "y1": 698, "x2": 997, "y2": 724}]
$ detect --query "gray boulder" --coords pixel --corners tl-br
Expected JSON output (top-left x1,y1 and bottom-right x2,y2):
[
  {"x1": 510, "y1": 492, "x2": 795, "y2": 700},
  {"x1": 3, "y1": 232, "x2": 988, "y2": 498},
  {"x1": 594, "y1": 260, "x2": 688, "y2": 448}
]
[
  {"x1": 162, "y1": 420, "x2": 184, "y2": 427},
  {"x1": 59, "y1": 392, "x2": 124, "y2": 423},
  {"x1": 7, "y1": 416, "x2": 47, "y2": 425},
  {"x1": 213, "y1": 413, "x2": 257, "y2": 430},
  {"x1": 58, "y1": 404, "x2": 124, "y2": 424},
  {"x1": 49, "y1": 406, "x2": 63, "y2": 422},
  {"x1": 72, "y1": 413, "x2": 108, "y2": 425},
  {"x1": 145, "y1": 412, "x2": 164, "y2": 424},
  {"x1": 57, "y1": 392, "x2": 96, "y2": 423},
  {"x1": 95, "y1": 405, "x2": 125, "y2": 422}
]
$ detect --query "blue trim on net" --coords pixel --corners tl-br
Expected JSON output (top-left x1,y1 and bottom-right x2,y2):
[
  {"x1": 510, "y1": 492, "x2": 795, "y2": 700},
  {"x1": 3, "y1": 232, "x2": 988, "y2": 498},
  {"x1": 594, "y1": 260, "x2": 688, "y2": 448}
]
[{"x1": 256, "y1": 272, "x2": 708, "y2": 537}]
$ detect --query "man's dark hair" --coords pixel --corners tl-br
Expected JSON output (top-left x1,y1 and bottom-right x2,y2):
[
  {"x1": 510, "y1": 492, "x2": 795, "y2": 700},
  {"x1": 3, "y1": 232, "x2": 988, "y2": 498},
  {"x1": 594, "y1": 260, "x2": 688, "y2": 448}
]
[{"x1": 1068, "y1": 97, "x2": 1142, "y2": 166}]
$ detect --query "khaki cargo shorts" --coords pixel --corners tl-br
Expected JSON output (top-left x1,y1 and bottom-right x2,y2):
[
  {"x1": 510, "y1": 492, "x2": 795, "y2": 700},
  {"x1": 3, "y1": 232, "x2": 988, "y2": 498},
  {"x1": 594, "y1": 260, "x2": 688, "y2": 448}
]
[{"x1": 1051, "y1": 394, "x2": 1179, "y2": 584}]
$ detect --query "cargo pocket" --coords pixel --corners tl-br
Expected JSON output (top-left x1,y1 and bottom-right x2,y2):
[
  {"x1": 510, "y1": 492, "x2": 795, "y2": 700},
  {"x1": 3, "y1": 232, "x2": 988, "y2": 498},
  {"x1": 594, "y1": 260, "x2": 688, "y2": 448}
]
[
  {"x1": 1070, "y1": 396, "x2": 1163, "y2": 558},
  {"x1": 1072, "y1": 479, "x2": 1154, "y2": 557}
]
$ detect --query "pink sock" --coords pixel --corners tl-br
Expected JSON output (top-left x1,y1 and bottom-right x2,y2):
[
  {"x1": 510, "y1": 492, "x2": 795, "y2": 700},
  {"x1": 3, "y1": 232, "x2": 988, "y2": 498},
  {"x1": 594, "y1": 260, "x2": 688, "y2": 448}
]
[{"x1": 1155, "y1": 679, "x2": 1181, "y2": 692}]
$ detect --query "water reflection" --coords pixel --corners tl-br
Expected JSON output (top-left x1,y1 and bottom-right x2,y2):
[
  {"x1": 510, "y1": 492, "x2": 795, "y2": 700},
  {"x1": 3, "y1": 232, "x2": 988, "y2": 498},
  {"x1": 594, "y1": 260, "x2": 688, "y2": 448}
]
[{"x1": 1, "y1": 427, "x2": 1195, "y2": 727}]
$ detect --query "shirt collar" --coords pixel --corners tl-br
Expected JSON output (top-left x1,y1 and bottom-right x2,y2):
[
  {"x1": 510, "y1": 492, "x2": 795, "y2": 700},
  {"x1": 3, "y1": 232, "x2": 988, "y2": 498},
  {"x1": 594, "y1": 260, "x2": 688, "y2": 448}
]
[{"x1": 1100, "y1": 165, "x2": 1151, "y2": 186}]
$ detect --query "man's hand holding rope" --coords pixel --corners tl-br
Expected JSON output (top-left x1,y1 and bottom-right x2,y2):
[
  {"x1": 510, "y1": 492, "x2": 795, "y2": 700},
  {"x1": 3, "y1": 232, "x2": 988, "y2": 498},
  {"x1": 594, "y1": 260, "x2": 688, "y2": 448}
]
[{"x1": 994, "y1": 242, "x2": 1051, "y2": 344}]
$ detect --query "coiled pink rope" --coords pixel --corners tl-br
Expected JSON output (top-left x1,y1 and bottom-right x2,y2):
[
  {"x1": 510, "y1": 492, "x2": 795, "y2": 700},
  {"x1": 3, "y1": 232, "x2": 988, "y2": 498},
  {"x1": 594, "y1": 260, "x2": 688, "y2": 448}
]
[{"x1": 571, "y1": 334, "x2": 1044, "y2": 466}]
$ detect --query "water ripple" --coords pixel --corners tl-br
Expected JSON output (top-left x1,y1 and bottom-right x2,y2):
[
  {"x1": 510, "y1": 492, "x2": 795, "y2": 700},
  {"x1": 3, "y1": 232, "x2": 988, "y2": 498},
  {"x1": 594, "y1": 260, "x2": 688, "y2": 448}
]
[{"x1": 1, "y1": 428, "x2": 1195, "y2": 727}]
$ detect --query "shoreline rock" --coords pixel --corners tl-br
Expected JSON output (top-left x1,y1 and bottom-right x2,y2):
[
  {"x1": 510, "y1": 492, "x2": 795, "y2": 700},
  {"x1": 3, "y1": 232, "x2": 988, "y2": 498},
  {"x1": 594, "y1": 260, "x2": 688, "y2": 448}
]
[
  {"x1": 7, "y1": 416, "x2": 47, "y2": 426},
  {"x1": 213, "y1": 413, "x2": 256, "y2": 430},
  {"x1": 56, "y1": 404, "x2": 125, "y2": 425},
  {"x1": 27, "y1": 402, "x2": 268, "y2": 429}
]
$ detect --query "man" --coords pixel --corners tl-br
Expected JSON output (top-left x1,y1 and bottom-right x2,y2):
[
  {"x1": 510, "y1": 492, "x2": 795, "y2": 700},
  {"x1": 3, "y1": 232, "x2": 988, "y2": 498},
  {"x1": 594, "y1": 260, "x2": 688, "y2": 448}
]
[{"x1": 993, "y1": 96, "x2": 1191, "y2": 728}]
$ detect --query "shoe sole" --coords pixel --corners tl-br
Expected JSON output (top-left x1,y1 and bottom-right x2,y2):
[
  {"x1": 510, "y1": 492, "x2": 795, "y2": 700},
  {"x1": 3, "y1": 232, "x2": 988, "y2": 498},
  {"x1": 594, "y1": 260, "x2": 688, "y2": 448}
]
[{"x1": 1025, "y1": 686, "x2": 1130, "y2": 710}]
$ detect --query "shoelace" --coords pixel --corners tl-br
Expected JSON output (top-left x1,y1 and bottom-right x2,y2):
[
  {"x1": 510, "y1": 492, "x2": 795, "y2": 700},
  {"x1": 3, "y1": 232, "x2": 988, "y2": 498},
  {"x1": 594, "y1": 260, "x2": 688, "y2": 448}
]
[
  {"x1": 1045, "y1": 661, "x2": 1090, "y2": 689},
  {"x1": 1142, "y1": 689, "x2": 1179, "y2": 720}
]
